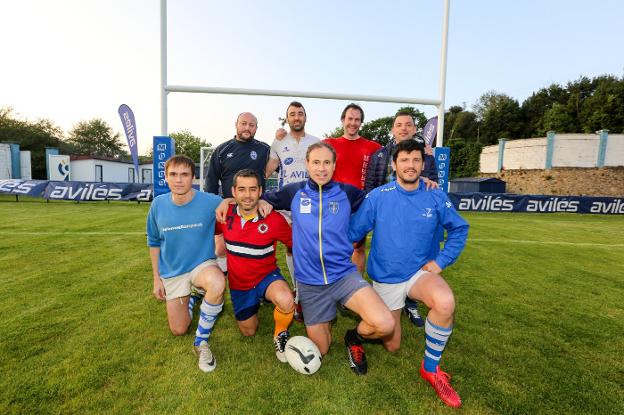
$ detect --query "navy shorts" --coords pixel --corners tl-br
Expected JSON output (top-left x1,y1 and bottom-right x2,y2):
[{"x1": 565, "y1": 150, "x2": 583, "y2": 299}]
[
  {"x1": 298, "y1": 272, "x2": 370, "y2": 325},
  {"x1": 230, "y1": 269, "x2": 286, "y2": 321}
]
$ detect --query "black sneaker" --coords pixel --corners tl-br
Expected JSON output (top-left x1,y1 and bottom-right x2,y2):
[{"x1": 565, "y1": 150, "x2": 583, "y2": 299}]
[
  {"x1": 344, "y1": 331, "x2": 367, "y2": 375},
  {"x1": 404, "y1": 298, "x2": 424, "y2": 327},
  {"x1": 273, "y1": 330, "x2": 289, "y2": 363}
]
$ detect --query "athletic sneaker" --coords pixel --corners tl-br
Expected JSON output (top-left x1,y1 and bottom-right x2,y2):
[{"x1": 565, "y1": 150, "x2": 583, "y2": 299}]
[
  {"x1": 344, "y1": 331, "x2": 367, "y2": 375},
  {"x1": 419, "y1": 361, "x2": 462, "y2": 408},
  {"x1": 404, "y1": 298, "x2": 424, "y2": 327},
  {"x1": 273, "y1": 330, "x2": 290, "y2": 363},
  {"x1": 194, "y1": 341, "x2": 216, "y2": 373}
]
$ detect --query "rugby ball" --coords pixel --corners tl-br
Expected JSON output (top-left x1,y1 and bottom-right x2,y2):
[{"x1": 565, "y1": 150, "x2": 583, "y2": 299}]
[{"x1": 284, "y1": 336, "x2": 322, "y2": 375}]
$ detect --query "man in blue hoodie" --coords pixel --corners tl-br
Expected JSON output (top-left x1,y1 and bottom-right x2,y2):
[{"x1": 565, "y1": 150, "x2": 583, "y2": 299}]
[{"x1": 349, "y1": 139, "x2": 469, "y2": 408}]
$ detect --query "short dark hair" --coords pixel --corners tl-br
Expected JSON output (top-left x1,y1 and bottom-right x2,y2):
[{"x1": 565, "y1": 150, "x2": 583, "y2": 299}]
[
  {"x1": 392, "y1": 139, "x2": 425, "y2": 162},
  {"x1": 165, "y1": 155, "x2": 195, "y2": 175},
  {"x1": 393, "y1": 111, "x2": 416, "y2": 126},
  {"x1": 306, "y1": 142, "x2": 336, "y2": 163},
  {"x1": 286, "y1": 101, "x2": 306, "y2": 117},
  {"x1": 340, "y1": 103, "x2": 364, "y2": 123},
  {"x1": 232, "y1": 168, "x2": 262, "y2": 188}
]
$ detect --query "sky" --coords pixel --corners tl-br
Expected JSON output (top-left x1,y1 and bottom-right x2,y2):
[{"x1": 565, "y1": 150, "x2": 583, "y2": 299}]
[{"x1": 1, "y1": 0, "x2": 623, "y2": 155}]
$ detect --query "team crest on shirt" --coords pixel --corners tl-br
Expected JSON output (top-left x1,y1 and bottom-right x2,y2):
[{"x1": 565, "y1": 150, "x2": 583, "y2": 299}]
[
  {"x1": 250, "y1": 151, "x2": 258, "y2": 160},
  {"x1": 422, "y1": 208, "x2": 433, "y2": 218},
  {"x1": 284, "y1": 157, "x2": 294, "y2": 165},
  {"x1": 300, "y1": 197, "x2": 312, "y2": 214},
  {"x1": 258, "y1": 223, "x2": 269, "y2": 234},
  {"x1": 329, "y1": 201, "x2": 339, "y2": 214},
  {"x1": 445, "y1": 201, "x2": 452, "y2": 208}
]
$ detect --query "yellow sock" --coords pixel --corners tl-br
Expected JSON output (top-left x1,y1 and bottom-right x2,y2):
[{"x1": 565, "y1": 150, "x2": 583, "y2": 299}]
[{"x1": 273, "y1": 306, "x2": 294, "y2": 337}]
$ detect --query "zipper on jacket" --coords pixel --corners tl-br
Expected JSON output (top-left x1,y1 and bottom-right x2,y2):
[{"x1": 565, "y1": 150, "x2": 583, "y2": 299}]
[{"x1": 317, "y1": 182, "x2": 328, "y2": 284}]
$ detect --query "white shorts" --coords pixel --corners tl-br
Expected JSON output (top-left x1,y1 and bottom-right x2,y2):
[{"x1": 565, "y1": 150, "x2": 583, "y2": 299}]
[
  {"x1": 161, "y1": 259, "x2": 217, "y2": 300},
  {"x1": 372, "y1": 269, "x2": 428, "y2": 311}
]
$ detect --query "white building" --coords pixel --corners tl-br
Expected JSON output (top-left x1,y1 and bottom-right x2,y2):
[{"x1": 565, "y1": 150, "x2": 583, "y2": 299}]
[{"x1": 70, "y1": 156, "x2": 152, "y2": 183}]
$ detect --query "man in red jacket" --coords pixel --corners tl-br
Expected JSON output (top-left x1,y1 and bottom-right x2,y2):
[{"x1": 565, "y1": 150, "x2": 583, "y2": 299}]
[
  {"x1": 216, "y1": 168, "x2": 295, "y2": 363},
  {"x1": 324, "y1": 103, "x2": 381, "y2": 272}
]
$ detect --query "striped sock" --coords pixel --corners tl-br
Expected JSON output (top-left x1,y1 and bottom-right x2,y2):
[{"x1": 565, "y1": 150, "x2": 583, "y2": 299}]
[
  {"x1": 194, "y1": 301, "x2": 223, "y2": 346},
  {"x1": 423, "y1": 318, "x2": 453, "y2": 373}
]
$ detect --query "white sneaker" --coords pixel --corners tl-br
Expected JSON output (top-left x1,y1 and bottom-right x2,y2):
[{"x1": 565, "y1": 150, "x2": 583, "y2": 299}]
[
  {"x1": 273, "y1": 330, "x2": 289, "y2": 363},
  {"x1": 194, "y1": 341, "x2": 216, "y2": 372}
]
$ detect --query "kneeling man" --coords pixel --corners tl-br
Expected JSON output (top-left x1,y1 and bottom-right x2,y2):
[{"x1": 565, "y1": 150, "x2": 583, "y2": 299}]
[
  {"x1": 349, "y1": 140, "x2": 469, "y2": 407},
  {"x1": 216, "y1": 169, "x2": 295, "y2": 362},
  {"x1": 147, "y1": 155, "x2": 226, "y2": 373}
]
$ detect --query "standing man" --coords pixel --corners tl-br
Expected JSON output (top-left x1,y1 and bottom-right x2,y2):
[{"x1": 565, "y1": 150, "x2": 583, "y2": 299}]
[
  {"x1": 364, "y1": 110, "x2": 439, "y2": 327},
  {"x1": 349, "y1": 140, "x2": 469, "y2": 408},
  {"x1": 324, "y1": 103, "x2": 381, "y2": 272},
  {"x1": 147, "y1": 155, "x2": 226, "y2": 373},
  {"x1": 216, "y1": 169, "x2": 295, "y2": 363},
  {"x1": 206, "y1": 112, "x2": 271, "y2": 198},
  {"x1": 261, "y1": 142, "x2": 394, "y2": 376},
  {"x1": 265, "y1": 101, "x2": 320, "y2": 321},
  {"x1": 205, "y1": 112, "x2": 271, "y2": 271}
]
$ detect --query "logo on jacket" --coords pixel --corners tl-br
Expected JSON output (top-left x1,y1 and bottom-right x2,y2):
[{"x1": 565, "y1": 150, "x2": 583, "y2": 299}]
[
  {"x1": 422, "y1": 208, "x2": 433, "y2": 218},
  {"x1": 300, "y1": 197, "x2": 312, "y2": 214},
  {"x1": 250, "y1": 151, "x2": 258, "y2": 160},
  {"x1": 284, "y1": 157, "x2": 294, "y2": 165},
  {"x1": 258, "y1": 223, "x2": 269, "y2": 234},
  {"x1": 227, "y1": 152, "x2": 234, "y2": 158},
  {"x1": 329, "y1": 201, "x2": 339, "y2": 214},
  {"x1": 445, "y1": 201, "x2": 452, "y2": 208}
]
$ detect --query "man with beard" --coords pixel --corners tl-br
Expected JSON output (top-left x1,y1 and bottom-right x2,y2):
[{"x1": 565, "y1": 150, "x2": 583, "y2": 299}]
[
  {"x1": 349, "y1": 139, "x2": 468, "y2": 408},
  {"x1": 205, "y1": 112, "x2": 271, "y2": 198},
  {"x1": 265, "y1": 101, "x2": 319, "y2": 321},
  {"x1": 216, "y1": 169, "x2": 295, "y2": 363},
  {"x1": 205, "y1": 112, "x2": 271, "y2": 274}
]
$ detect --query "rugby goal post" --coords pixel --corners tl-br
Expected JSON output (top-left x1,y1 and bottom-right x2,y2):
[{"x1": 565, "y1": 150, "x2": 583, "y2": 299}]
[{"x1": 161, "y1": 0, "x2": 451, "y2": 188}]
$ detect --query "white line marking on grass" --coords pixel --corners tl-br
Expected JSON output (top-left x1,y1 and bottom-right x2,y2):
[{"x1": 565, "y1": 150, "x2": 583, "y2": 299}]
[
  {"x1": 470, "y1": 238, "x2": 624, "y2": 247},
  {"x1": 0, "y1": 231, "x2": 145, "y2": 236}
]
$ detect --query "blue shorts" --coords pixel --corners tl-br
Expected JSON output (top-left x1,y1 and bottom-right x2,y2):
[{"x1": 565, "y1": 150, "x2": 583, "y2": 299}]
[
  {"x1": 230, "y1": 269, "x2": 286, "y2": 321},
  {"x1": 297, "y1": 272, "x2": 370, "y2": 326}
]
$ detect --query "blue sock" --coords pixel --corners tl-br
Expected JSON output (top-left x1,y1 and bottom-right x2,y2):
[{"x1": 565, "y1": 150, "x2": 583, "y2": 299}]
[
  {"x1": 188, "y1": 293, "x2": 203, "y2": 320},
  {"x1": 194, "y1": 301, "x2": 223, "y2": 346},
  {"x1": 424, "y1": 318, "x2": 453, "y2": 373}
]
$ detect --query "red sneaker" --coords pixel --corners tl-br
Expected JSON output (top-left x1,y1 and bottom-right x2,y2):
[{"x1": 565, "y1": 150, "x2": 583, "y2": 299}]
[{"x1": 419, "y1": 362, "x2": 462, "y2": 408}]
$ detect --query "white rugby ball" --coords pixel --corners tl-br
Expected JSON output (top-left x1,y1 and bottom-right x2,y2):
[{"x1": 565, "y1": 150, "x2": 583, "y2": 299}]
[{"x1": 284, "y1": 336, "x2": 322, "y2": 375}]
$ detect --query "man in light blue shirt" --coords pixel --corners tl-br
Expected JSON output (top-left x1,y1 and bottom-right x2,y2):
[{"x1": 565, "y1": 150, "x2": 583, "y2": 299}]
[{"x1": 147, "y1": 155, "x2": 225, "y2": 373}]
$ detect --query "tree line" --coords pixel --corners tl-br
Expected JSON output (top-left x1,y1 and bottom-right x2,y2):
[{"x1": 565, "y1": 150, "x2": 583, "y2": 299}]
[
  {"x1": 2, "y1": 74, "x2": 621, "y2": 179},
  {"x1": 0, "y1": 108, "x2": 210, "y2": 179}
]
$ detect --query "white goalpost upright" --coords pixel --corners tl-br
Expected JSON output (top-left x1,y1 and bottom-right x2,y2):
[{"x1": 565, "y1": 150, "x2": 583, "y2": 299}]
[{"x1": 160, "y1": 0, "x2": 451, "y2": 187}]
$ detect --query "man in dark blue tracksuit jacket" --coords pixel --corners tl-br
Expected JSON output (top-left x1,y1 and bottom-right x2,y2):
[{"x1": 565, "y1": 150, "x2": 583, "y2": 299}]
[{"x1": 263, "y1": 142, "x2": 394, "y2": 376}]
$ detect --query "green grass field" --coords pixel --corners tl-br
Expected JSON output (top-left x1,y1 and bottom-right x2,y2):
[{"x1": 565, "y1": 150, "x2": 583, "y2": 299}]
[{"x1": 1, "y1": 197, "x2": 623, "y2": 414}]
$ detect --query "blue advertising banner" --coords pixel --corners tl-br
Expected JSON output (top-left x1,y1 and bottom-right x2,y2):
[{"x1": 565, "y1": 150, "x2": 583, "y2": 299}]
[
  {"x1": 448, "y1": 193, "x2": 624, "y2": 215},
  {"x1": 118, "y1": 104, "x2": 140, "y2": 176},
  {"x1": 153, "y1": 136, "x2": 175, "y2": 197},
  {"x1": 0, "y1": 179, "x2": 152, "y2": 201},
  {"x1": 434, "y1": 147, "x2": 450, "y2": 193},
  {"x1": 422, "y1": 116, "x2": 438, "y2": 147}
]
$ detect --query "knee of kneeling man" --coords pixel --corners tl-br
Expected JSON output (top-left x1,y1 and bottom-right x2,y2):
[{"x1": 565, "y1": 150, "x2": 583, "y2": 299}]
[
  {"x1": 239, "y1": 327, "x2": 256, "y2": 337},
  {"x1": 384, "y1": 342, "x2": 401, "y2": 353},
  {"x1": 170, "y1": 326, "x2": 188, "y2": 336}
]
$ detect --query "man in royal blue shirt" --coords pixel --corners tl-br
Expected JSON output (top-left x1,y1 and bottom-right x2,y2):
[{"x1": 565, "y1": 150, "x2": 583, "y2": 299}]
[{"x1": 350, "y1": 140, "x2": 469, "y2": 408}]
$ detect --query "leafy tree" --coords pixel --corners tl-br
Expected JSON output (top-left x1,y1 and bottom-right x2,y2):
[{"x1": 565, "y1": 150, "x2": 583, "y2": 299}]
[
  {"x1": 473, "y1": 91, "x2": 523, "y2": 144},
  {"x1": 542, "y1": 103, "x2": 575, "y2": 133},
  {"x1": 444, "y1": 105, "x2": 478, "y2": 142},
  {"x1": 520, "y1": 84, "x2": 569, "y2": 137},
  {"x1": 579, "y1": 75, "x2": 624, "y2": 133},
  {"x1": 67, "y1": 118, "x2": 125, "y2": 157},
  {"x1": 169, "y1": 129, "x2": 212, "y2": 162},
  {"x1": 447, "y1": 139, "x2": 482, "y2": 178},
  {"x1": 0, "y1": 107, "x2": 68, "y2": 179}
]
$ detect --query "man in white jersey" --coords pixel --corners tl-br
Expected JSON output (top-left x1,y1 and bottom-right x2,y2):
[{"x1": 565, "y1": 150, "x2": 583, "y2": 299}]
[{"x1": 265, "y1": 101, "x2": 319, "y2": 321}]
